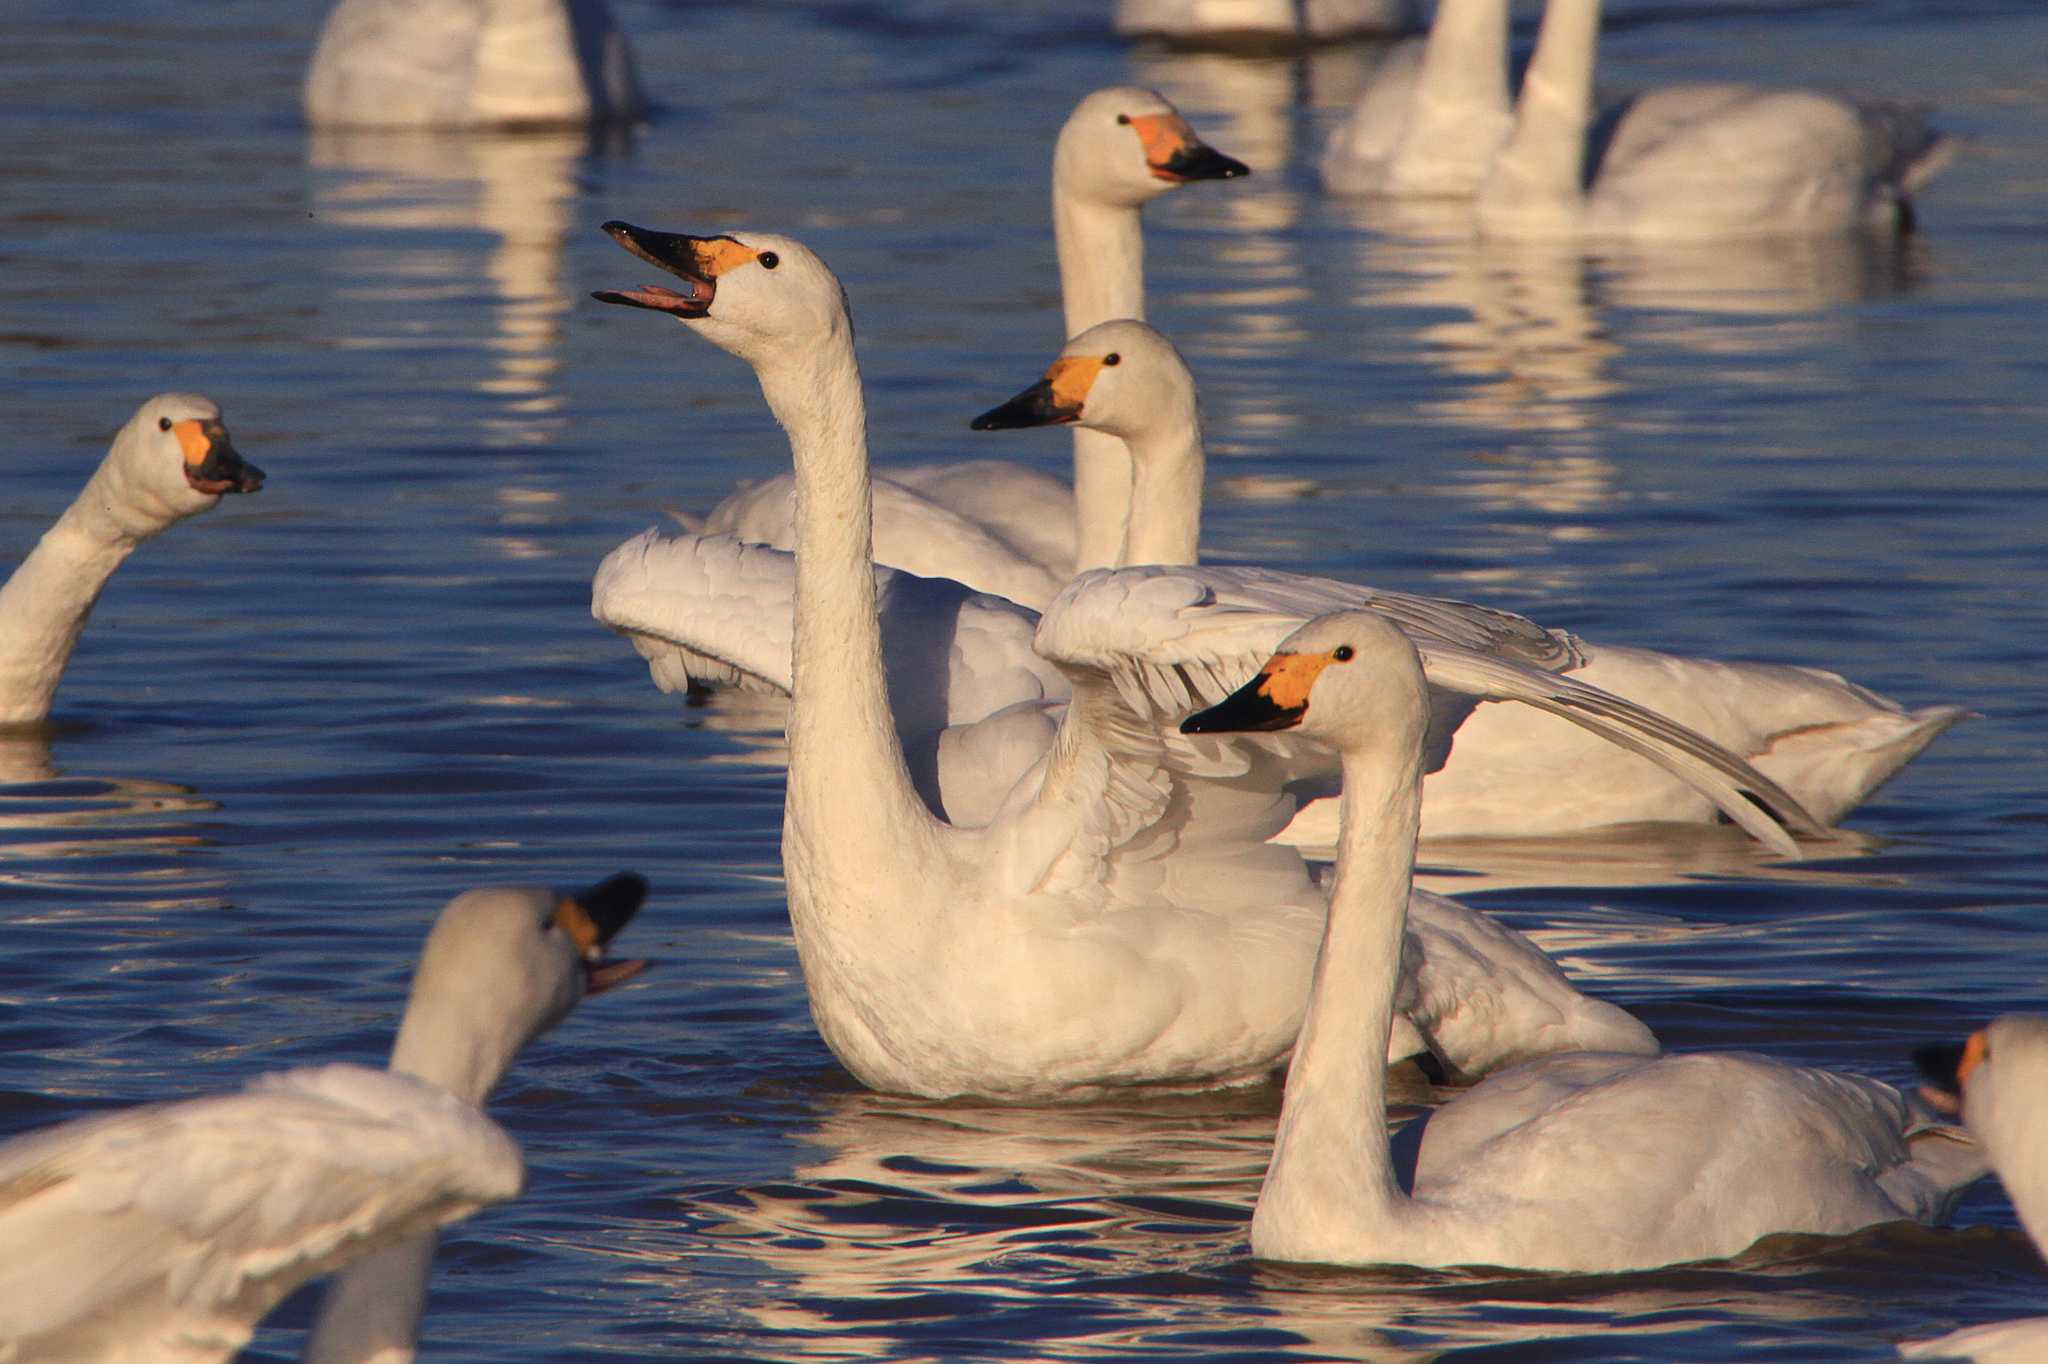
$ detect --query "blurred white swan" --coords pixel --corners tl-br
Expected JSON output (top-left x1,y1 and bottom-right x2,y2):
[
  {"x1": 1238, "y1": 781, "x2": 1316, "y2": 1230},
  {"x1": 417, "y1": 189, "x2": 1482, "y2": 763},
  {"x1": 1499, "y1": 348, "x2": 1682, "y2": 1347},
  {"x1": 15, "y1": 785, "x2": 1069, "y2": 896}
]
[
  {"x1": 304, "y1": 0, "x2": 643, "y2": 130},
  {"x1": 0, "y1": 394, "x2": 264, "y2": 729},
  {"x1": 1477, "y1": 0, "x2": 1950, "y2": 240},
  {"x1": 1901, "y1": 1018, "x2": 2048, "y2": 1361},
  {"x1": 0, "y1": 874, "x2": 649, "y2": 1362},
  {"x1": 971, "y1": 319, "x2": 1963, "y2": 839},
  {"x1": 581, "y1": 226, "x2": 1854, "y2": 1096},
  {"x1": 1115, "y1": 0, "x2": 1422, "y2": 44},
  {"x1": 695, "y1": 86, "x2": 1248, "y2": 598},
  {"x1": 1180, "y1": 612, "x2": 1984, "y2": 1273},
  {"x1": 1320, "y1": 0, "x2": 1513, "y2": 197}
]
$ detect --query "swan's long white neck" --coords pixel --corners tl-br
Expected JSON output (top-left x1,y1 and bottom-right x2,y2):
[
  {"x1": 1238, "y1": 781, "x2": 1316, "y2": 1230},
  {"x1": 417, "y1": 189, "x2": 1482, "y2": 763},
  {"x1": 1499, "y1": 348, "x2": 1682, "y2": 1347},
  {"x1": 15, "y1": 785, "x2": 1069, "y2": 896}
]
[
  {"x1": 1250, "y1": 719, "x2": 1426, "y2": 1264},
  {"x1": 1385, "y1": 0, "x2": 1514, "y2": 195},
  {"x1": 1478, "y1": 0, "x2": 1598, "y2": 236},
  {"x1": 1117, "y1": 405, "x2": 1204, "y2": 568},
  {"x1": 0, "y1": 448, "x2": 182, "y2": 727},
  {"x1": 1053, "y1": 189, "x2": 1144, "y2": 572}
]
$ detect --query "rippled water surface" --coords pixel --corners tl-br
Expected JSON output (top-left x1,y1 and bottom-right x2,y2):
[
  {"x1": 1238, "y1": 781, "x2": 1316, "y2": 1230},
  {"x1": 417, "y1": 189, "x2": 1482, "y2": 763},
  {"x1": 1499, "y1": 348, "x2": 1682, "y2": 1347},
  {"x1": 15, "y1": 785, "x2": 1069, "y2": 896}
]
[{"x1": 3, "y1": 0, "x2": 2046, "y2": 1358}]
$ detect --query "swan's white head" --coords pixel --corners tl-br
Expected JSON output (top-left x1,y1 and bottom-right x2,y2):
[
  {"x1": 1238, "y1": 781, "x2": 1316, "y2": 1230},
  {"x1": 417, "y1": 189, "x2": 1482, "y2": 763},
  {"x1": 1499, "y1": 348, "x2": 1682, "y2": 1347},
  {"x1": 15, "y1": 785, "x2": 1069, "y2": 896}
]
[
  {"x1": 1053, "y1": 86, "x2": 1248, "y2": 210},
  {"x1": 1917, "y1": 1014, "x2": 2048, "y2": 1147},
  {"x1": 593, "y1": 223, "x2": 850, "y2": 370},
  {"x1": 390, "y1": 874, "x2": 651, "y2": 1103},
  {"x1": 99, "y1": 394, "x2": 264, "y2": 537},
  {"x1": 970, "y1": 318, "x2": 1196, "y2": 447},
  {"x1": 1180, "y1": 611, "x2": 1429, "y2": 758}
]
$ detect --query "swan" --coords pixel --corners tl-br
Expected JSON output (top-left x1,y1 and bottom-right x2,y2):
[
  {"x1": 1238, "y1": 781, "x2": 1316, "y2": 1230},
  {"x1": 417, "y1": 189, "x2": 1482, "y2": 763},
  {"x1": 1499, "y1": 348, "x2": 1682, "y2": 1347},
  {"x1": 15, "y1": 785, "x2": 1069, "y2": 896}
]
[
  {"x1": 303, "y1": 0, "x2": 643, "y2": 130},
  {"x1": 1179, "y1": 611, "x2": 1984, "y2": 1271},
  {"x1": 0, "y1": 873, "x2": 648, "y2": 1362},
  {"x1": 1319, "y1": 0, "x2": 1514, "y2": 198},
  {"x1": 1899, "y1": 1018, "x2": 2048, "y2": 1361},
  {"x1": 584, "y1": 224, "x2": 1856, "y2": 1096},
  {"x1": 694, "y1": 85, "x2": 1248, "y2": 598},
  {"x1": 972, "y1": 318, "x2": 1963, "y2": 838},
  {"x1": 0, "y1": 394, "x2": 265, "y2": 729},
  {"x1": 1114, "y1": 0, "x2": 1422, "y2": 45},
  {"x1": 1476, "y1": 0, "x2": 1950, "y2": 240}
]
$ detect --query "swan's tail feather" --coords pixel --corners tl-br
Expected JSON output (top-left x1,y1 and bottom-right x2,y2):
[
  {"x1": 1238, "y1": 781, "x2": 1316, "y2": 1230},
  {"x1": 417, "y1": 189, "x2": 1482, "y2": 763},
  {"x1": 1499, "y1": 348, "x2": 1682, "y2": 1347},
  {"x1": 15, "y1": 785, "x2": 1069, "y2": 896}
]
[{"x1": 1754, "y1": 703, "x2": 1972, "y2": 825}]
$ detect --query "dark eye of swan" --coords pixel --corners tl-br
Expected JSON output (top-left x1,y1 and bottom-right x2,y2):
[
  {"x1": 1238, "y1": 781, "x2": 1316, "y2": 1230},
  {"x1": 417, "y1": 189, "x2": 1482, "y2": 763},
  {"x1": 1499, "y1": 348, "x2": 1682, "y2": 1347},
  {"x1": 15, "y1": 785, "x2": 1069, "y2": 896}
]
[
  {"x1": 758, "y1": 251, "x2": 780, "y2": 270},
  {"x1": 1332, "y1": 645, "x2": 1355, "y2": 662},
  {"x1": 158, "y1": 417, "x2": 172, "y2": 431},
  {"x1": 1102, "y1": 353, "x2": 1121, "y2": 366},
  {"x1": 1116, "y1": 113, "x2": 1131, "y2": 125}
]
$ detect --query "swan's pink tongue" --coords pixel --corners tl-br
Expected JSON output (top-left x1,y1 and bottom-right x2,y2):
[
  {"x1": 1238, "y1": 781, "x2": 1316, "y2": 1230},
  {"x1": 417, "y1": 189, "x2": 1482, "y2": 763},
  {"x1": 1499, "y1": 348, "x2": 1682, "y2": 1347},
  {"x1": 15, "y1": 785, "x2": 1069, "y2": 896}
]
[{"x1": 591, "y1": 282, "x2": 705, "y2": 315}]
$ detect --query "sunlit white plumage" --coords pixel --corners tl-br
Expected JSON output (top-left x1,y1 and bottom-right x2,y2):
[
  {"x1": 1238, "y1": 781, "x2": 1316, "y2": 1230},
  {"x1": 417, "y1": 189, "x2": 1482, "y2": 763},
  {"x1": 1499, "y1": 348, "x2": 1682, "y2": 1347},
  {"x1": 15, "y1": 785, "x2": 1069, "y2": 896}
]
[
  {"x1": 0, "y1": 876, "x2": 648, "y2": 1362},
  {"x1": 303, "y1": 0, "x2": 643, "y2": 130},
  {"x1": 697, "y1": 86, "x2": 1248, "y2": 597},
  {"x1": 1179, "y1": 612, "x2": 1984, "y2": 1273},
  {"x1": 1320, "y1": 0, "x2": 1514, "y2": 197},
  {"x1": 1476, "y1": 0, "x2": 1949, "y2": 239},
  {"x1": 0, "y1": 394, "x2": 264, "y2": 729},
  {"x1": 1114, "y1": 0, "x2": 1422, "y2": 43},
  {"x1": 1900, "y1": 1017, "x2": 2048, "y2": 1361}
]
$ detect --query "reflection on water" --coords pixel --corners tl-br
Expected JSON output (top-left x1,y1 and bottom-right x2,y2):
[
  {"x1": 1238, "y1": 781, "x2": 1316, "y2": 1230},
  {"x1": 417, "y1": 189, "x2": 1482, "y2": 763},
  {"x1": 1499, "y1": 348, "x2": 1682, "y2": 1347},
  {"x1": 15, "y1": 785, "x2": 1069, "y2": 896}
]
[{"x1": 0, "y1": 732, "x2": 222, "y2": 902}]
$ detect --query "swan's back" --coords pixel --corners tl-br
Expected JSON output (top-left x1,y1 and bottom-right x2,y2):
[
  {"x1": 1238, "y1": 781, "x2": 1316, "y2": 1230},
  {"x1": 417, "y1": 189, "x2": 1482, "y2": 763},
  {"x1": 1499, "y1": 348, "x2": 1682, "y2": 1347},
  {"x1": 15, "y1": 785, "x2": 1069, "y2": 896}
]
[{"x1": 0, "y1": 1063, "x2": 521, "y2": 1362}]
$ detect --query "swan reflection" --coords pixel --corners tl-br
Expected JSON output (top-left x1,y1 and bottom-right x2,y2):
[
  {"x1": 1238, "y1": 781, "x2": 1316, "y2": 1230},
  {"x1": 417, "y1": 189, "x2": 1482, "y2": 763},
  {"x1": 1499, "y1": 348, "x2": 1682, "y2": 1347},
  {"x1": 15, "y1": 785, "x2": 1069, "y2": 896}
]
[{"x1": 0, "y1": 732, "x2": 223, "y2": 904}]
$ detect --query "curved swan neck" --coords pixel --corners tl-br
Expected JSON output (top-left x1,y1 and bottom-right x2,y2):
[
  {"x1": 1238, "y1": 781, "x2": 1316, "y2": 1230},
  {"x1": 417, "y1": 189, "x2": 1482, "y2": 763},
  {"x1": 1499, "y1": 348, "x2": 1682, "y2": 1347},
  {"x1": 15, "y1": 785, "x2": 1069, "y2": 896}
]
[
  {"x1": 1118, "y1": 408, "x2": 1204, "y2": 567},
  {"x1": 1055, "y1": 191, "x2": 1144, "y2": 572},
  {"x1": 1386, "y1": 0, "x2": 1514, "y2": 192},
  {"x1": 1481, "y1": 0, "x2": 1597, "y2": 232},
  {"x1": 300, "y1": 1235, "x2": 433, "y2": 1364},
  {"x1": 1252, "y1": 732, "x2": 1425, "y2": 1261}
]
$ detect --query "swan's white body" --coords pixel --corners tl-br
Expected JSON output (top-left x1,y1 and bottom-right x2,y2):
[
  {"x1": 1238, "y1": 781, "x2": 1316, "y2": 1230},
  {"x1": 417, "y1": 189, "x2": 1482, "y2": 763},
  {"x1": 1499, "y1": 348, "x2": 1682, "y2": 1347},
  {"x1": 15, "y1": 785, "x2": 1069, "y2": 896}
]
[
  {"x1": 1180, "y1": 613, "x2": 1983, "y2": 1273},
  {"x1": 0, "y1": 878, "x2": 647, "y2": 1362},
  {"x1": 1114, "y1": 0, "x2": 1422, "y2": 43},
  {"x1": 303, "y1": 0, "x2": 643, "y2": 130},
  {"x1": 970, "y1": 320, "x2": 1962, "y2": 840},
  {"x1": 0, "y1": 394, "x2": 264, "y2": 729},
  {"x1": 585, "y1": 227, "x2": 1891, "y2": 1096},
  {"x1": 1320, "y1": 0, "x2": 1514, "y2": 197},
  {"x1": 697, "y1": 86, "x2": 1247, "y2": 597},
  {"x1": 1900, "y1": 1018, "x2": 2048, "y2": 1362},
  {"x1": 1476, "y1": 0, "x2": 1949, "y2": 240}
]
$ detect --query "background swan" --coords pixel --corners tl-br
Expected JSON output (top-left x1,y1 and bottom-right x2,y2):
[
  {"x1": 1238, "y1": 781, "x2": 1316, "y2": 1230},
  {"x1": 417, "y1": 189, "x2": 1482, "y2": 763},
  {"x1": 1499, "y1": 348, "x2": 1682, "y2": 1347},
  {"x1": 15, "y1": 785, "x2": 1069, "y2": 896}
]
[
  {"x1": 0, "y1": 393, "x2": 264, "y2": 729},
  {"x1": 1319, "y1": 0, "x2": 1514, "y2": 197},
  {"x1": 973, "y1": 318, "x2": 1962, "y2": 838},
  {"x1": 1900, "y1": 1018, "x2": 2048, "y2": 1362},
  {"x1": 0, "y1": 874, "x2": 648, "y2": 1362},
  {"x1": 1181, "y1": 612, "x2": 1984, "y2": 1272},
  {"x1": 1476, "y1": 0, "x2": 1950, "y2": 240},
  {"x1": 303, "y1": 0, "x2": 643, "y2": 130},
  {"x1": 1115, "y1": 0, "x2": 1422, "y2": 45},
  {"x1": 692, "y1": 86, "x2": 1248, "y2": 599}
]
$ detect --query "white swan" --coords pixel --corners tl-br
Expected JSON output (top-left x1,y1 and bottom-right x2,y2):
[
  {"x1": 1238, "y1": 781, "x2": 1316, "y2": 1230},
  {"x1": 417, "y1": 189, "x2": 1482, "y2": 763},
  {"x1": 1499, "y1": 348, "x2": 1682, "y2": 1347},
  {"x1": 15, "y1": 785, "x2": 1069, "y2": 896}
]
[
  {"x1": 584, "y1": 225, "x2": 1869, "y2": 1096},
  {"x1": 0, "y1": 394, "x2": 265, "y2": 729},
  {"x1": 1476, "y1": 0, "x2": 1950, "y2": 240},
  {"x1": 1179, "y1": 611, "x2": 1985, "y2": 1272},
  {"x1": 1115, "y1": 0, "x2": 1422, "y2": 45},
  {"x1": 303, "y1": 0, "x2": 643, "y2": 130},
  {"x1": 694, "y1": 85, "x2": 1248, "y2": 597},
  {"x1": 972, "y1": 318, "x2": 1964, "y2": 838},
  {"x1": 1319, "y1": 0, "x2": 1514, "y2": 197},
  {"x1": 1900, "y1": 1018, "x2": 2048, "y2": 1361},
  {"x1": 0, "y1": 874, "x2": 648, "y2": 1362}
]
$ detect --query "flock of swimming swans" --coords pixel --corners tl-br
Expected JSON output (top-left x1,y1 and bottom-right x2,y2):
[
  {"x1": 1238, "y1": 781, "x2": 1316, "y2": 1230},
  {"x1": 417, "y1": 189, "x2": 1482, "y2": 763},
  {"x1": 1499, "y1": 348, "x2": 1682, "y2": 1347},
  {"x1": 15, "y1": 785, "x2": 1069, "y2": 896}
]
[{"x1": 0, "y1": 0, "x2": 2034, "y2": 1359}]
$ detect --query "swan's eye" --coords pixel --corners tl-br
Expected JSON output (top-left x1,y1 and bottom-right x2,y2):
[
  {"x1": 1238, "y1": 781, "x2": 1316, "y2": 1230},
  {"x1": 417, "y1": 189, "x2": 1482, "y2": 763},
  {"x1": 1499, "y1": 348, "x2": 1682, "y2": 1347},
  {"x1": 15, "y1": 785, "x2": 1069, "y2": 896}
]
[
  {"x1": 158, "y1": 417, "x2": 173, "y2": 431},
  {"x1": 1102, "y1": 353, "x2": 1120, "y2": 366},
  {"x1": 1116, "y1": 113, "x2": 1131, "y2": 125},
  {"x1": 1332, "y1": 645, "x2": 1355, "y2": 662},
  {"x1": 758, "y1": 251, "x2": 780, "y2": 270}
]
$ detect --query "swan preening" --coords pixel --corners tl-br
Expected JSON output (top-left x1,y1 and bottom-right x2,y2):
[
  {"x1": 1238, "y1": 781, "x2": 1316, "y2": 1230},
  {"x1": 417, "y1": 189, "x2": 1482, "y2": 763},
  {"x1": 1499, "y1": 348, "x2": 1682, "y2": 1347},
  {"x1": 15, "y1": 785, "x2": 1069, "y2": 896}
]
[
  {"x1": 693, "y1": 85, "x2": 1248, "y2": 598},
  {"x1": 1322, "y1": 0, "x2": 1950, "y2": 239},
  {"x1": 0, "y1": 394, "x2": 265, "y2": 729},
  {"x1": 0, "y1": 875, "x2": 649, "y2": 1362},
  {"x1": 1181, "y1": 614, "x2": 1983, "y2": 1272},
  {"x1": 304, "y1": 0, "x2": 644, "y2": 130},
  {"x1": 1900, "y1": 1018, "x2": 2048, "y2": 1361}
]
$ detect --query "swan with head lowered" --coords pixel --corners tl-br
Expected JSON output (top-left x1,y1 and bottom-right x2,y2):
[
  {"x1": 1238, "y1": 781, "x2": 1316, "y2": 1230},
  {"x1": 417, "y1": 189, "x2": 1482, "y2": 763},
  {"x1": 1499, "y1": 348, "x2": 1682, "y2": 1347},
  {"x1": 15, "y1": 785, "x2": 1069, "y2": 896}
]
[
  {"x1": 0, "y1": 873, "x2": 649, "y2": 1362},
  {"x1": 970, "y1": 319, "x2": 1964, "y2": 839},
  {"x1": 692, "y1": 85, "x2": 1248, "y2": 601},
  {"x1": 585, "y1": 225, "x2": 1843, "y2": 1096},
  {"x1": 1899, "y1": 1018, "x2": 2048, "y2": 1361},
  {"x1": 0, "y1": 394, "x2": 264, "y2": 729},
  {"x1": 1181, "y1": 612, "x2": 1984, "y2": 1272}
]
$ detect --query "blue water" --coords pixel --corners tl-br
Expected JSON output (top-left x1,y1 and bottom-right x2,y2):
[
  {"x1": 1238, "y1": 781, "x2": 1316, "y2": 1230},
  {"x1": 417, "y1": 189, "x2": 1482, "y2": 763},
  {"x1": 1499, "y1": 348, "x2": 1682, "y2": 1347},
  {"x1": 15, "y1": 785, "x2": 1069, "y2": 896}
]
[{"x1": 2, "y1": 0, "x2": 2045, "y2": 1357}]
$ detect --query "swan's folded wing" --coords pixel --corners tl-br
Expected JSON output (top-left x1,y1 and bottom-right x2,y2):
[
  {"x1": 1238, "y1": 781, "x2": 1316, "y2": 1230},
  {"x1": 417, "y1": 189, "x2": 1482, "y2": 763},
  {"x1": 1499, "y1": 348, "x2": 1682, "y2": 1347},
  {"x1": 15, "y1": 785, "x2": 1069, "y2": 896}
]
[
  {"x1": 1037, "y1": 566, "x2": 1822, "y2": 854},
  {"x1": 0, "y1": 1064, "x2": 520, "y2": 1356}
]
